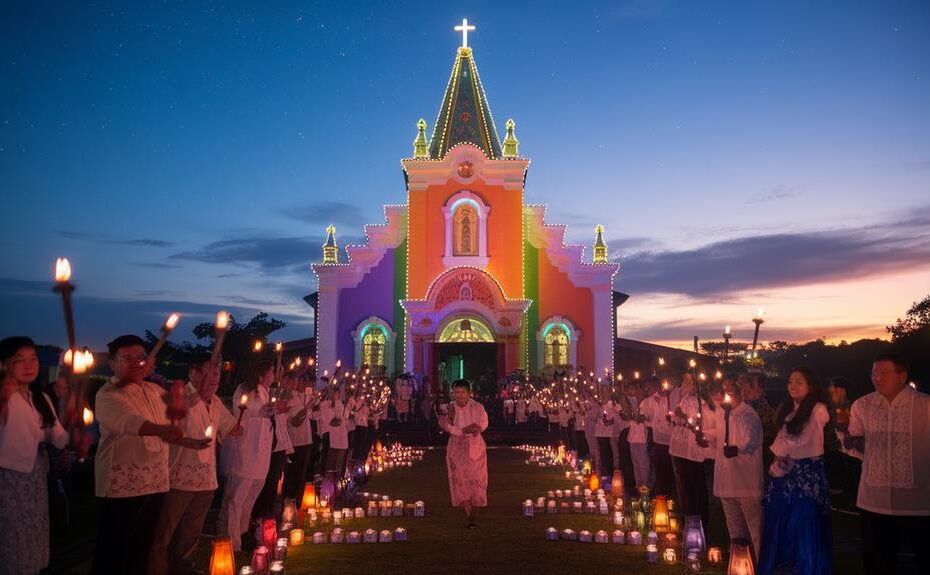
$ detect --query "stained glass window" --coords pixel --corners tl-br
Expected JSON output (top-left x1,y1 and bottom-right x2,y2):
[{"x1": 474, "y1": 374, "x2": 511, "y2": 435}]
[
  {"x1": 544, "y1": 325, "x2": 569, "y2": 367},
  {"x1": 453, "y1": 204, "x2": 478, "y2": 256},
  {"x1": 362, "y1": 329, "x2": 385, "y2": 369}
]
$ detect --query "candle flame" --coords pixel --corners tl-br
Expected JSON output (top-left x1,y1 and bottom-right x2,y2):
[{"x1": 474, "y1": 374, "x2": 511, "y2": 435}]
[
  {"x1": 295, "y1": 357, "x2": 302, "y2": 366},
  {"x1": 83, "y1": 349, "x2": 95, "y2": 368},
  {"x1": 82, "y1": 406, "x2": 94, "y2": 426},
  {"x1": 165, "y1": 313, "x2": 180, "y2": 330},
  {"x1": 755, "y1": 308, "x2": 765, "y2": 319},
  {"x1": 724, "y1": 393, "x2": 732, "y2": 403},
  {"x1": 308, "y1": 357, "x2": 315, "y2": 366},
  {"x1": 205, "y1": 425, "x2": 213, "y2": 439},
  {"x1": 239, "y1": 394, "x2": 248, "y2": 406},
  {"x1": 699, "y1": 372, "x2": 707, "y2": 381},
  {"x1": 335, "y1": 359, "x2": 342, "y2": 368},
  {"x1": 724, "y1": 325, "x2": 731, "y2": 335},
  {"x1": 63, "y1": 349, "x2": 73, "y2": 366},
  {"x1": 658, "y1": 357, "x2": 665, "y2": 366},
  {"x1": 72, "y1": 351, "x2": 87, "y2": 374},
  {"x1": 253, "y1": 340, "x2": 263, "y2": 352},
  {"x1": 55, "y1": 258, "x2": 72, "y2": 282},
  {"x1": 215, "y1": 310, "x2": 230, "y2": 330},
  {"x1": 662, "y1": 380, "x2": 669, "y2": 390},
  {"x1": 715, "y1": 370, "x2": 722, "y2": 380},
  {"x1": 275, "y1": 342, "x2": 282, "y2": 352},
  {"x1": 689, "y1": 359, "x2": 696, "y2": 368}
]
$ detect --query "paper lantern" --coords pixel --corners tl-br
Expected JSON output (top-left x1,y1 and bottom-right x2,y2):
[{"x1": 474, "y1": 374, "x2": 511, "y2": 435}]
[
  {"x1": 414, "y1": 500, "x2": 426, "y2": 517},
  {"x1": 611, "y1": 530, "x2": 625, "y2": 544},
  {"x1": 628, "y1": 531, "x2": 643, "y2": 545},
  {"x1": 707, "y1": 546, "x2": 723, "y2": 565},
  {"x1": 646, "y1": 543, "x2": 659, "y2": 562},
  {"x1": 647, "y1": 531, "x2": 659, "y2": 546},
  {"x1": 311, "y1": 531, "x2": 325, "y2": 544},
  {"x1": 545, "y1": 527, "x2": 559, "y2": 541},
  {"x1": 635, "y1": 510, "x2": 646, "y2": 532},
  {"x1": 588, "y1": 473, "x2": 600, "y2": 491},
  {"x1": 523, "y1": 500, "x2": 534, "y2": 517},
  {"x1": 269, "y1": 560, "x2": 285, "y2": 574},
  {"x1": 561, "y1": 529, "x2": 577, "y2": 541},
  {"x1": 663, "y1": 547, "x2": 677, "y2": 564},
  {"x1": 669, "y1": 515, "x2": 680, "y2": 534},
  {"x1": 289, "y1": 529, "x2": 305, "y2": 546},
  {"x1": 394, "y1": 527, "x2": 407, "y2": 541},
  {"x1": 611, "y1": 470, "x2": 624, "y2": 496},
  {"x1": 209, "y1": 537, "x2": 235, "y2": 575},
  {"x1": 238, "y1": 567, "x2": 254, "y2": 575},
  {"x1": 347, "y1": 531, "x2": 361, "y2": 544},
  {"x1": 652, "y1": 496, "x2": 670, "y2": 533},
  {"x1": 261, "y1": 518, "x2": 277, "y2": 549},
  {"x1": 300, "y1": 484, "x2": 317, "y2": 511},
  {"x1": 378, "y1": 529, "x2": 393, "y2": 543},
  {"x1": 683, "y1": 515, "x2": 706, "y2": 553},
  {"x1": 595, "y1": 530, "x2": 609, "y2": 543},
  {"x1": 727, "y1": 538, "x2": 756, "y2": 575}
]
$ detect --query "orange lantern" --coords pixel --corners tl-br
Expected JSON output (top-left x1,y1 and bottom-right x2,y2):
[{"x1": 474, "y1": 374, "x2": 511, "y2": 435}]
[
  {"x1": 610, "y1": 470, "x2": 624, "y2": 497},
  {"x1": 300, "y1": 483, "x2": 317, "y2": 511},
  {"x1": 375, "y1": 439, "x2": 383, "y2": 454},
  {"x1": 289, "y1": 528, "x2": 305, "y2": 546},
  {"x1": 708, "y1": 546, "x2": 723, "y2": 565},
  {"x1": 652, "y1": 496, "x2": 670, "y2": 533},
  {"x1": 209, "y1": 537, "x2": 235, "y2": 575},
  {"x1": 727, "y1": 538, "x2": 755, "y2": 575},
  {"x1": 588, "y1": 473, "x2": 600, "y2": 492}
]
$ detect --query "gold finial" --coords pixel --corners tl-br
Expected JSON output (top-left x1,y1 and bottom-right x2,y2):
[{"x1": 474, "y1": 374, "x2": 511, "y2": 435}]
[
  {"x1": 593, "y1": 225, "x2": 608, "y2": 264},
  {"x1": 413, "y1": 119, "x2": 429, "y2": 159},
  {"x1": 502, "y1": 118, "x2": 519, "y2": 158},
  {"x1": 323, "y1": 225, "x2": 339, "y2": 264}
]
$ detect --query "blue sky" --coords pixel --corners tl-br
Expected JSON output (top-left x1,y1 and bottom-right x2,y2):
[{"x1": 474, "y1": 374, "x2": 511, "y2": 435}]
[{"x1": 2, "y1": 1, "x2": 929, "y2": 349}]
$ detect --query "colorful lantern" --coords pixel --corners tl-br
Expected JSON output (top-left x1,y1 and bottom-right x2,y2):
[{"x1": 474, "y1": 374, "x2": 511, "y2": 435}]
[
  {"x1": 708, "y1": 546, "x2": 723, "y2": 565},
  {"x1": 261, "y1": 518, "x2": 277, "y2": 549},
  {"x1": 300, "y1": 483, "x2": 317, "y2": 511},
  {"x1": 209, "y1": 537, "x2": 235, "y2": 575},
  {"x1": 282, "y1": 498, "x2": 297, "y2": 524},
  {"x1": 250, "y1": 546, "x2": 269, "y2": 573},
  {"x1": 683, "y1": 515, "x2": 706, "y2": 553},
  {"x1": 289, "y1": 528, "x2": 305, "y2": 546},
  {"x1": 652, "y1": 496, "x2": 670, "y2": 533},
  {"x1": 663, "y1": 547, "x2": 678, "y2": 564},
  {"x1": 727, "y1": 538, "x2": 756, "y2": 575},
  {"x1": 646, "y1": 543, "x2": 659, "y2": 562},
  {"x1": 588, "y1": 473, "x2": 600, "y2": 492},
  {"x1": 669, "y1": 515, "x2": 680, "y2": 533},
  {"x1": 238, "y1": 567, "x2": 254, "y2": 575}
]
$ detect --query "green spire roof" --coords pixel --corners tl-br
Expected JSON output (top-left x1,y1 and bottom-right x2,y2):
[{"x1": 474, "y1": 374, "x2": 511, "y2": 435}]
[{"x1": 428, "y1": 47, "x2": 503, "y2": 160}]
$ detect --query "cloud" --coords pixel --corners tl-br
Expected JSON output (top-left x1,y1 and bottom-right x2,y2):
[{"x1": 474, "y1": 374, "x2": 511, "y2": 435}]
[
  {"x1": 617, "y1": 212, "x2": 930, "y2": 297},
  {"x1": 282, "y1": 201, "x2": 370, "y2": 227},
  {"x1": 56, "y1": 230, "x2": 173, "y2": 247},
  {"x1": 748, "y1": 184, "x2": 799, "y2": 204},
  {"x1": 170, "y1": 234, "x2": 364, "y2": 270},
  {"x1": 619, "y1": 317, "x2": 883, "y2": 344},
  {"x1": 133, "y1": 262, "x2": 183, "y2": 269}
]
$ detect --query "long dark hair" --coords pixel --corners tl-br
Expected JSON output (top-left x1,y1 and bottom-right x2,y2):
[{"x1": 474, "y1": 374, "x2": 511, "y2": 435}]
[
  {"x1": 0, "y1": 337, "x2": 56, "y2": 427},
  {"x1": 776, "y1": 366, "x2": 829, "y2": 437},
  {"x1": 240, "y1": 360, "x2": 274, "y2": 394}
]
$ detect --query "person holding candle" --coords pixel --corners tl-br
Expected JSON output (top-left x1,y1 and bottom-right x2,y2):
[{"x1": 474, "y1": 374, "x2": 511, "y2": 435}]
[
  {"x1": 282, "y1": 372, "x2": 315, "y2": 501},
  {"x1": 643, "y1": 375, "x2": 681, "y2": 497},
  {"x1": 150, "y1": 353, "x2": 241, "y2": 575},
  {"x1": 438, "y1": 379, "x2": 488, "y2": 528},
  {"x1": 92, "y1": 334, "x2": 210, "y2": 575},
  {"x1": 0, "y1": 337, "x2": 69, "y2": 575},
  {"x1": 758, "y1": 366, "x2": 832, "y2": 575},
  {"x1": 594, "y1": 392, "x2": 617, "y2": 479},
  {"x1": 710, "y1": 375, "x2": 763, "y2": 561},
  {"x1": 252, "y1": 376, "x2": 294, "y2": 521},
  {"x1": 626, "y1": 379, "x2": 654, "y2": 492},
  {"x1": 841, "y1": 354, "x2": 930, "y2": 575},
  {"x1": 218, "y1": 360, "x2": 276, "y2": 552},
  {"x1": 669, "y1": 371, "x2": 715, "y2": 529},
  {"x1": 319, "y1": 381, "x2": 349, "y2": 484}
]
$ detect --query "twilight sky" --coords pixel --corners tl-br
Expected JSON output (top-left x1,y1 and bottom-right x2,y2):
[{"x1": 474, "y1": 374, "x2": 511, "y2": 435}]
[{"x1": 2, "y1": 1, "x2": 929, "y2": 350}]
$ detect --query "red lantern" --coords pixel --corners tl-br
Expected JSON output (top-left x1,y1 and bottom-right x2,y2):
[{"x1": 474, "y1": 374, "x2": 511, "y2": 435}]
[
  {"x1": 610, "y1": 470, "x2": 624, "y2": 497},
  {"x1": 261, "y1": 517, "x2": 277, "y2": 549}
]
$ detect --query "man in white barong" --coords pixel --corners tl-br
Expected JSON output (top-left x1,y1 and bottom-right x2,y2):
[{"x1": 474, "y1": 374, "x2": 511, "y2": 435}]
[
  {"x1": 438, "y1": 379, "x2": 488, "y2": 528},
  {"x1": 841, "y1": 353, "x2": 930, "y2": 575}
]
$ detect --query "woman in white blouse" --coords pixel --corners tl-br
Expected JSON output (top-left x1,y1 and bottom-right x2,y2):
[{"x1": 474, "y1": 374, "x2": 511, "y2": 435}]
[
  {"x1": 0, "y1": 337, "x2": 69, "y2": 575},
  {"x1": 759, "y1": 366, "x2": 832, "y2": 575},
  {"x1": 438, "y1": 379, "x2": 488, "y2": 528}
]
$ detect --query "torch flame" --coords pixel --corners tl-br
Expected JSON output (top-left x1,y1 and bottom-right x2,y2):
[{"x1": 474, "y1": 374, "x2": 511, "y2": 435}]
[
  {"x1": 72, "y1": 351, "x2": 87, "y2": 375},
  {"x1": 755, "y1": 308, "x2": 765, "y2": 319},
  {"x1": 723, "y1": 393, "x2": 732, "y2": 404},
  {"x1": 205, "y1": 425, "x2": 213, "y2": 439},
  {"x1": 275, "y1": 342, "x2": 282, "y2": 352},
  {"x1": 215, "y1": 310, "x2": 230, "y2": 330},
  {"x1": 689, "y1": 359, "x2": 697, "y2": 368},
  {"x1": 82, "y1": 407, "x2": 94, "y2": 426},
  {"x1": 63, "y1": 349, "x2": 73, "y2": 366},
  {"x1": 253, "y1": 340, "x2": 263, "y2": 352},
  {"x1": 239, "y1": 394, "x2": 248, "y2": 406},
  {"x1": 165, "y1": 313, "x2": 180, "y2": 330},
  {"x1": 55, "y1": 258, "x2": 72, "y2": 283},
  {"x1": 83, "y1": 349, "x2": 95, "y2": 368}
]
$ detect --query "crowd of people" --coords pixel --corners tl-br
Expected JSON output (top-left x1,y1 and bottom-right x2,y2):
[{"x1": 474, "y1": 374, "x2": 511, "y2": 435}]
[
  {"x1": 0, "y1": 334, "x2": 392, "y2": 575},
  {"x1": 0, "y1": 329, "x2": 927, "y2": 575},
  {"x1": 495, "y1": 355, "x2": 928, "y2": 574}
]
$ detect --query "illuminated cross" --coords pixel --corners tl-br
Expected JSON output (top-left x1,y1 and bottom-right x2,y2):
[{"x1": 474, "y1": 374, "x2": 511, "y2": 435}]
[{"x1": 454, "y1": 18, "x2": 476, "y2": 49}]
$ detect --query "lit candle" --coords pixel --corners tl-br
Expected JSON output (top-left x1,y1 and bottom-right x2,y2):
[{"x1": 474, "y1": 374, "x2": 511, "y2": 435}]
[
  {"x1": 205, "y1": 425, "x2": 214, "y2": 440},
  {"x1": 82, "y1": 348, "x2": 95, "y2": 368},
  {"x1": 72, "y1": 350, "x2": 87, "y2": 375},
  {"x1": 146, "y1": 313, "x2": 181, "y2": 372},
  {"x1": 236, "y1": 394, "x2": 248, "y2": 427},
  {"x1": 82, "y1": 406, "x2": 94, "y2": 426},
  {"x1": 725, "y1": 325, "x2": 731, "y2": 335},
  {"x1": 55, "y1": 258, "x2": 72, "y2": 283},
  {"x1": 63, "y1": 349, "x2": 73, "y2": 366},
  {"x1": 216, "y1": 310, "x2": 230, "y2": 330},
  {"x1": 52, "y1": 257, "x2": 77, "y2": 355},
  {"x1": 211, "y1": 310, "x2": 230, "y2": 365},
  {"x1": 253, "y1": 340, "x2": 263, "y2": 352}
]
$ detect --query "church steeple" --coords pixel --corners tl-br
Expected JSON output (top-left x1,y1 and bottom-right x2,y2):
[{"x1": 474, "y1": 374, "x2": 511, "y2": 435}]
[
  {"x1": 593, "y1": 225, "x2": 608, "y2": 264},
  {"x1": 413, "y1": 119, "x2": 429, "y2": 159},
  {"x1": 323, "y1": 225, "x2": 339, "y2": 265},
  {"x1": 428, "y1": 20, "x2": 503, "y2": 160},
  {"x1": 502, "y1": 119, "x2": 519, "y2": 158}
]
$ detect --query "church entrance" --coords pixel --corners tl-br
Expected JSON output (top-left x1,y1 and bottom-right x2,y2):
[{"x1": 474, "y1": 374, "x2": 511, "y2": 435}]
[{"x1": 435, "y1": 342, "x2": 501, "y2": 400}]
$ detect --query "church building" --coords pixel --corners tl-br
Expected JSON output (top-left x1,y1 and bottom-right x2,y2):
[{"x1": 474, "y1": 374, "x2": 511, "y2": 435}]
[{"x1": 311, "y1": 23, "x2": 620, "y2": 388}]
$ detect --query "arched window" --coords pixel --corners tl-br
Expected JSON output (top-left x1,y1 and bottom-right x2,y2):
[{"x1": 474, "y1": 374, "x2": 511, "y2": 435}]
[
  {"x1": 352, "y1": 317, "x2": 396, "y2": 375},
  {"x1": 544, "y1": 324, "x2": 569, "y2": 367},
  {"x1": 453, "y1": 204, "x2": 478, "y2": 256},
  {"x1": 442, "y1": 191, "x2": 490, "y2": 267},
  {"x1": 362, "y1": 328, "x2": 386, "y2": 369}
]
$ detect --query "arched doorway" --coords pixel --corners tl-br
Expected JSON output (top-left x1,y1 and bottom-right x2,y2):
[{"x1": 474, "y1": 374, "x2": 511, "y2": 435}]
[{"x1": 434, "y1": 315, "x2": 499, "y2": 398}]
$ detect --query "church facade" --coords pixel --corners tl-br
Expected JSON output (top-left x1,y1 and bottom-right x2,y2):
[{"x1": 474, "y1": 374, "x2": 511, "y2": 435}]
[{"x1": 311, "y1": 40, "x2": 619, "y2": 385}]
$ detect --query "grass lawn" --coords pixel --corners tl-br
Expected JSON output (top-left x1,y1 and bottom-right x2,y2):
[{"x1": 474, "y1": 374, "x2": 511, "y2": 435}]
[{"x1": 280, "y1": 447, "x2": 726, "y2": 575}]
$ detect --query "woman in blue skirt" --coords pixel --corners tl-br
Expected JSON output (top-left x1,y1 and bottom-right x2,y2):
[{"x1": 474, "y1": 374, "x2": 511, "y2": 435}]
[{"x1": 759, "y1": 366, "x2": 832, "y2": 575}]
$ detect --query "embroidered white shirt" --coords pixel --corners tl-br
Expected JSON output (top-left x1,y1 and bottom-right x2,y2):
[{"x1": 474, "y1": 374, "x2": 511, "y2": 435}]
[
  {"x1": 320, "y1": 399, "x2": 349, "y2": 449},
  {"x1": 712, "y1": 402, "x2": 764, "y2": 498},
  {"x1": 168, "y1": 385, "x2": 237, "y2": 492},
  {"x1": 770, "y1": 402, "x2": 829, "y2": 460},
  {"x1": 848, "y1": 387, "x2": 930, "y2": 516},
  {"x1": 669, "y1": 395, "x2": 715, "y2": 462},
  {"x1": 219, "y1": 385, "x2": 272, "y2": 481},
  {"x1": 643, "y1": 389, "x2": 681, "y2": 446},
  {"x1": 286, "y1": 389, "x2": 313, "y2": 447},
  {"x1": 95, "y1": 379, "x2": 170, "y2": 498}
]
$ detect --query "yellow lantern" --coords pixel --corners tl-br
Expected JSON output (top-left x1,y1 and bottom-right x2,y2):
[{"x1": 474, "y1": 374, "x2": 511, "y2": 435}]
[
  {"x1": 289, "y1": 528, "x2": 305, "y2": 546},
  {"x1": 651, "y1": 496, "x2": 670, "y2": 533},
  {"x1": 209, "y1": 537, "x2": 235, "y2": 575},
  {"x1": 708, "y1": 546, "x2": 723, "y2": 565},
  {"x1": 588, "y1": 473, "x2": 600, "y2": 492},
  {"x1": 300, "y1": 483, "x2": 317, "y2": 511},
  {"x1": 727, "y1": 538, "x2": 755, "y2": 575}
]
